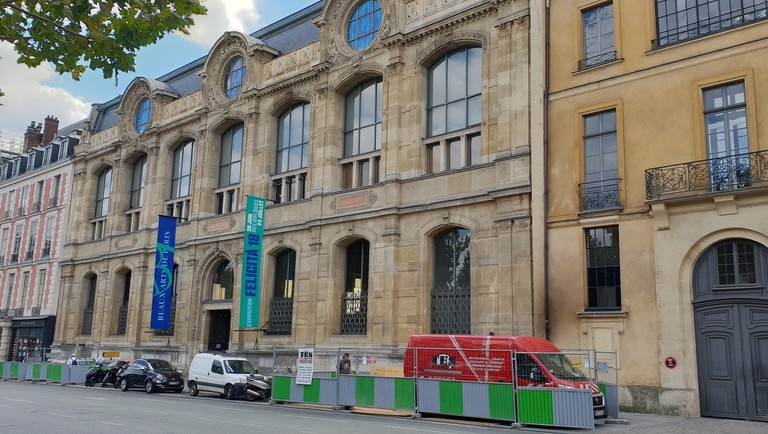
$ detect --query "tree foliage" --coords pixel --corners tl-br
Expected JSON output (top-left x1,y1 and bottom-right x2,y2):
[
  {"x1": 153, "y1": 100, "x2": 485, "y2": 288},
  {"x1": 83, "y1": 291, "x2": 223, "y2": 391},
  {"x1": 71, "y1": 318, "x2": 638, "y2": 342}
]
[{"x1": 0, "y1": 0, "x2": 207, "y2": 81}]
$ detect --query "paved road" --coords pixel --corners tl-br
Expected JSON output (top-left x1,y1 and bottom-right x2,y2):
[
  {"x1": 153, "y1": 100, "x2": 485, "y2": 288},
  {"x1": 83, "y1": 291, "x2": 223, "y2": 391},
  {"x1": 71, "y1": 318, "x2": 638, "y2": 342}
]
[{"x1": 0, "y1": 381, "x2": 765, "y2": 433}]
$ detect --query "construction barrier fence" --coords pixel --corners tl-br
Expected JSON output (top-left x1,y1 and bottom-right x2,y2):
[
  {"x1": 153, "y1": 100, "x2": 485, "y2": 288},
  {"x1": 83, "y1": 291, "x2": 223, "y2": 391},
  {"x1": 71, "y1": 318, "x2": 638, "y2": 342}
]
[{"x1": 1, "y1": 361, "x2": 88, "y2": 384}]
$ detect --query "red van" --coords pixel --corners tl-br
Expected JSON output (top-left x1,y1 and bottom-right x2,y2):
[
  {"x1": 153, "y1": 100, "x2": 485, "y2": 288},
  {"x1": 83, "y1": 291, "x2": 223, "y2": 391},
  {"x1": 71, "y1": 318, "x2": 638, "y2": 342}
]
[{"x1": 404, "y1": 334, "x2": 607, "y2": 419}]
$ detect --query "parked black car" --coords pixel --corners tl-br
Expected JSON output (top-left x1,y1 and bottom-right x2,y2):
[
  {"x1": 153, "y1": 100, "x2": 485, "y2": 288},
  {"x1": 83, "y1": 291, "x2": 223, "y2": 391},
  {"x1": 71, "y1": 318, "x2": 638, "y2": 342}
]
[{"x1": 118, "y1": 359, "x2": 184, "y2": 393}]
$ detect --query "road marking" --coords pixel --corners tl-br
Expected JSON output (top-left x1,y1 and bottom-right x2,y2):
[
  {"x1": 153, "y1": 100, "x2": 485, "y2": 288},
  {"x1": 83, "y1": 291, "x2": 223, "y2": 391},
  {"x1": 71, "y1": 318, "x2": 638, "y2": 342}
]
[
  {"x1": 195, "y1": 416, "x2": 264, "y2": 427},
  {"x1": 81, "y1": 396, "x2": 111, "y2": 401},
  {"x1": 0, "y1": 398, "x2": 33, "y2": 403},
  {"x1": 286, "y1": 414, "x2": 351, "y2": 423},
  {"x1": 199, "y1": 404, "x2": 252, "y2": 413},
  {"x1": 101, "y1": 422, "x2": 162, "y2": 433},
  {"x1": 46, "y1": 412, "x2": 78, "y2": 419},
  {"x1": 0, "y1": 404, "x2": 12, "y2": 408},
  {"x1": 386, "y1": 426, "x2": 455, "y2": 433},
  {"x1": 141, "y1": 398, "x2": 180, "y2": 404}
]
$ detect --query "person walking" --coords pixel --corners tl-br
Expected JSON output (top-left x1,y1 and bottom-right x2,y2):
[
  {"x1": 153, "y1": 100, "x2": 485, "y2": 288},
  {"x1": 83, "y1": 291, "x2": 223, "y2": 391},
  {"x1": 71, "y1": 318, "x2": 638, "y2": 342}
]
[
  {"x1": 338, "y1": 353, "x2": 351, "y2": 375},
  {"x1": 67, "y1": 355, "x2": 78, "y2": 366}
]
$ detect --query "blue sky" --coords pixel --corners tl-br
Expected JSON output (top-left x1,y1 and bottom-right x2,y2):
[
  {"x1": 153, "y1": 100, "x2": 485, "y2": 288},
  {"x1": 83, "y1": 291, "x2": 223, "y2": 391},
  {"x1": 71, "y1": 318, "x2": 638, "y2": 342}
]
[{"x1": 0, "y1": 1, "x2": 319, "y2": 143}]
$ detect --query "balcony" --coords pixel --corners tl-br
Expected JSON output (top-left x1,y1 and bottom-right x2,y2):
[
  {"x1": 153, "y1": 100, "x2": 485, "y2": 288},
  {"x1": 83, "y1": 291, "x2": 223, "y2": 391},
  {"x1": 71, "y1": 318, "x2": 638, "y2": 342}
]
[
  {"x1": 31, "y1": 201, "x2": 41, "y2": 212},
  {"x1": 579, "y1": 178, "x2": 622, "y2": 212},
  {"x1": 16, "y1": 206, "x2": 26, "y2": 217},
  {"x1": 31, "y1": 306, "x2": 41, "y2": 315},
  {"x1": 10, "y1": 253, "x2": 18, "y2": 263},
  {"x1": 12, "y1": 308, "x2": 24, "y2": 317},
  {"x1": 645, "y1": 151, "x2": 768, "y2": 201},
  {"x1": 41, "y1": 246, "x2": 51, "y2": 258},
  {"x1": 25, "y1": 250, "x2": 33, "y2": 261},
  {"x1": 0, "y1": 308, "x2": 9, "y2": 318},
  {"x1": 48, "y1": 197, "x2": 58, "y2": 208},
  {"x1": 2, "y1": 210, "x2": 10, "y2": 220}
]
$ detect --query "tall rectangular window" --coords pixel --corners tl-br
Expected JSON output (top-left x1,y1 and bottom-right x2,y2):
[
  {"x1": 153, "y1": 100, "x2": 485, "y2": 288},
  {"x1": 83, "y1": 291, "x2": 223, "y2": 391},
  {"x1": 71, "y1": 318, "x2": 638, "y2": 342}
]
[
  {"x1": 704, "y1": 81, "x2": 750, "y2": 191},
  {"x1": 42, "y1": 215, "x2": 54, "y2": 257},
  {"x1": 4, "y1": 273, "x2": 15, "y2": 309},
  {"x1": 35, "y1": 269, "x2": 47, "y2": 308},
  {"x1": 582, "y1": 2, "x2": 615, "y2": 68},
  {"x1": 0, "y1": 228, "x2": 8, "y2": 262},
  {"x1": 20, "y1": 271, "x2": 30, "y2": 309},
  {"x1": 586, "y1": 226, "x2": 621, "y2": 310},
  {"x1": 26, "y1": 220, "x2": 38, "y2": 260},
  {"x1": 130, "y1": 156, "x2": 147, "y2": 209},
  {"x1": 50, "y1": 175, "x2": 60, "y2": 207},
  {"x1": 654, "y1": 0, "x2": 768, "y2": 47},
  {"x1": 582, "y1": 110, "x2": 620, "y2": 210}
]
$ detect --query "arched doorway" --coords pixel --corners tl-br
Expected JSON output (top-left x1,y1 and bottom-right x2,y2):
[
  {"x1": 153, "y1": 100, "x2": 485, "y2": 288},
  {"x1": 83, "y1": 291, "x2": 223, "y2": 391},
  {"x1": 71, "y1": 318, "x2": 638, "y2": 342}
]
[{"x1": 692, "y1": 238, "x2": 768, "y2": 421}]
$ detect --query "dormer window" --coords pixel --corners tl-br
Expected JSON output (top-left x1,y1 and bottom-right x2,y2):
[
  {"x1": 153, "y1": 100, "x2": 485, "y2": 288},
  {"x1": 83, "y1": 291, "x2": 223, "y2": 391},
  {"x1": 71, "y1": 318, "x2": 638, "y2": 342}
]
[
  {"x1": 224, "y1": 56, "x2": 246, "y2": 99},
  {"x1": 347, "y1": 0, "x2": 382, "y2": 51},
  {"x1": 135, "y1": 98, "x2": 151, "y2": 133}
]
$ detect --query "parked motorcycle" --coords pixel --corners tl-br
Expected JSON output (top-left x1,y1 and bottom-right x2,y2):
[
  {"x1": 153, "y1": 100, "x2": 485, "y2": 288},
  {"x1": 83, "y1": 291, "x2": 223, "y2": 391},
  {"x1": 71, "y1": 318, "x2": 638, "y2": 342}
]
[
  {"x1": 85, "y1": 360, "x2": 108, "y2": 387},
  {"x1": 101, "y1": 360, "x2": 129, "y2": 388},
  {"x1": 112, "y1": 361, "x2": 131, "y2": 388},
  {"x1": 244, "y1": 373, "x2": 272, "y2": 401}
]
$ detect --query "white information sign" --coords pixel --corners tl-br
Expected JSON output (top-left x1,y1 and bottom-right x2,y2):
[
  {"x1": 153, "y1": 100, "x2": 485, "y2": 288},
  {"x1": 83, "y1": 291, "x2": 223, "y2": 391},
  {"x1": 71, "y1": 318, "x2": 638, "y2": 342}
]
[{"x1": 296, "y1": 348, "x2": 314, "y2": 385}]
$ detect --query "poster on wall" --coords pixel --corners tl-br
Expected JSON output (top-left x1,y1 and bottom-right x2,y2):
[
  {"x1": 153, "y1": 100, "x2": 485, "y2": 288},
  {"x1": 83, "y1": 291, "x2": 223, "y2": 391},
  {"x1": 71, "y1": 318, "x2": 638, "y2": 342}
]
[
  {"x1": 296, "y1": 348, "x2": 314, "y2": 385},
  {"x1": 151, "y1": 215, "x2": 176, "y2": 330},
  {"x1": 240, "y1": 196, "x2": 266, "y2": 328}
]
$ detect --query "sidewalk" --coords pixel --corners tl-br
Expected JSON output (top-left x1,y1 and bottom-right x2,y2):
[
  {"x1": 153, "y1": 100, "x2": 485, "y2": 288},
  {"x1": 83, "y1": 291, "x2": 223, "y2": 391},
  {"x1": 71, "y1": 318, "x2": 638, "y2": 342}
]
[{"x1": 518, "y1": 413, "x2": 767, "y2": 434}]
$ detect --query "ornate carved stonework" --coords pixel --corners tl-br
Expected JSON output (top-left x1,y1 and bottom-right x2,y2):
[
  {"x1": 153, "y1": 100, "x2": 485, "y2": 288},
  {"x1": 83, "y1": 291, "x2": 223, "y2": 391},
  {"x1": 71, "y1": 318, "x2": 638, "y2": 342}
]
[{"x1": 206, "y1": 36, "x2": 248, "y2": 109}]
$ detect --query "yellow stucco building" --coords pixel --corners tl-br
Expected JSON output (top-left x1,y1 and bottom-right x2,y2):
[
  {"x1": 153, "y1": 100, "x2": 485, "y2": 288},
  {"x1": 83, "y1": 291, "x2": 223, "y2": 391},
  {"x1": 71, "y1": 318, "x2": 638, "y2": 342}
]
[{"x1": 544, "y1": 0, "x2": 768, "y2": 420}]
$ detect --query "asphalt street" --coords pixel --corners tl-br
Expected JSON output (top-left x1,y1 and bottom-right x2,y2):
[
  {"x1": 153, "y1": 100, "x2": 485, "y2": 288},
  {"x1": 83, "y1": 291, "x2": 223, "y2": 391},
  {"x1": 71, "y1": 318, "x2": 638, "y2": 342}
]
[{"x1": 0, "y1": 380, "x2": 766, "y2": 434}]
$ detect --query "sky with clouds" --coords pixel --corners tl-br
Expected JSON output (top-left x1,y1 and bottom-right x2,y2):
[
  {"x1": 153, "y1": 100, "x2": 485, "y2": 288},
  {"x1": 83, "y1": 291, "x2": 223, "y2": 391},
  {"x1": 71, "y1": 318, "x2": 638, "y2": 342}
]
[{"x1": 0, "y1": 0, "x2": 319, "y2": 144}]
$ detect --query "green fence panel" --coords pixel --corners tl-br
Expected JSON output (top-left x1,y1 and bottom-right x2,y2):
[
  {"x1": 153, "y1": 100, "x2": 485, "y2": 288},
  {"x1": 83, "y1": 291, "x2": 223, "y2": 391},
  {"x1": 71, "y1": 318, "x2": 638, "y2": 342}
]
[
  {"x1": 303, "y1": 379, "x2": 321, "y2": 404},
  {"x1": 355, "y1": 376, "x2": 375, "y2": 407},
  {"x1": 10, "y1": 362, "x2": 20, "y2": 380},
  {"x1": 272, "y1": 376, "x2": 292, "y2": 401},
  {"x1": 32, "y1": 364, "x2": 41, "y2": 380},
  {"x1": 394, "y1": 378, "x2": 415, "y2": 411},
  {"x1": 517, "y1": 389, "x2": 554, "y2": 425},
  {"x1": 0, "y1": 362, "x2": 4, "y2": 379},
  {"x1": 438, "y1": 381, "x2": 464, "y2": 416},
  {"x1": 487, "y1": 383, "x2": 515, "y2": 421},
  {"x1": 47, "y1": 364, "x2": 62, "y2": 382}
]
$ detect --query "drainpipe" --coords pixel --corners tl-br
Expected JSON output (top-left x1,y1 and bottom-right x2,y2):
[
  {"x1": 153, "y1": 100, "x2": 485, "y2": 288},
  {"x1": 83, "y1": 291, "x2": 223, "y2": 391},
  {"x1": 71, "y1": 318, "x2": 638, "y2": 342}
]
[{"x1": 543, "y1": 0, "x2": 551, "y2": 341}]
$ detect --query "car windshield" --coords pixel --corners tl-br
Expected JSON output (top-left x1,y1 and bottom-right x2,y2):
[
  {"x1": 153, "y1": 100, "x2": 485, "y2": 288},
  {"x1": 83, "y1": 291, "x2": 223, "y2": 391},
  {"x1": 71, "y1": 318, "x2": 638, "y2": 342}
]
[
  {"x1": 149, "y1": 360, "x2": 176, "y2": 371},
  {"x1": 225, "y1": 360, "x2": 255, "y2": 374},
  {"x1": 535, "y1": 353, "x2": 589, "y2": 381}
]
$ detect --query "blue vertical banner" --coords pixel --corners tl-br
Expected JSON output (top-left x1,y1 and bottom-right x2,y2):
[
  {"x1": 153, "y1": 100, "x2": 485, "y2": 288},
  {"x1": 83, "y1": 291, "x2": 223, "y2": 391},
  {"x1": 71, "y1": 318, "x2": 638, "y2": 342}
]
[
  {"x1": 151, "y1": 215, "x2": 177, "y2": 330},
  {"x1": 240, "y1": 196, "x2": 266, "y2": 328}
]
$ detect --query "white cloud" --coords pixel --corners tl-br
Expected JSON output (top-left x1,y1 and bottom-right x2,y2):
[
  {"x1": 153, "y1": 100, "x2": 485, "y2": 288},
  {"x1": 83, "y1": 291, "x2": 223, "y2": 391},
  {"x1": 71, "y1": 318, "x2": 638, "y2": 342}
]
[
  {"x1": 0, "y1": 42, "x2": 91, "y2": 141},
  {"x1": 182, "y1": 0, "x2": 264, "y2": 47}
]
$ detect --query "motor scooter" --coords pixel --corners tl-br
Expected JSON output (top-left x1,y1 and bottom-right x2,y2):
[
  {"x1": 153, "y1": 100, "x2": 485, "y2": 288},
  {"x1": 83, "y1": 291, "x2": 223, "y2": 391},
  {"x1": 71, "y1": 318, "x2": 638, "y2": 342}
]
[
  {"x1": 244, "y1": 373, "x2": 272, "y2": 401},
  {"x1": 112, "y1": 361, "x2": 131, "y2": 388},
  {"x1": 85, "y1": 360, "x2": 108, "y2": 387},
  {"x1": 101, "y1": 360, "x2": 129, "y2": 387}
]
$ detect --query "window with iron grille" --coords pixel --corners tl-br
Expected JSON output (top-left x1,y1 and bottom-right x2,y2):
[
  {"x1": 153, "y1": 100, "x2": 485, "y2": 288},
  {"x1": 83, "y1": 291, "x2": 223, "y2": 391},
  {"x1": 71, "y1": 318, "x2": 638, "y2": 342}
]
[
  {"x1": 342, "y1": 78, "x2": 382, "y2": 189},
  {"x1": 268, "y1": 249, "x2": 296, "y2": 335},
  {"x1": 273, "y1": 103, "x2": 310, "y2": 203},
  {"x1": 715, "y1": 240, "x2": 758, "y2": 287},
  {"x1": 115, "y1": 271, "x2": 130, "y2": 335},
  {"x1": 340, "y1": 240, "x2": 369, "y2": 335},
  {"x1": 155, "y1": 264, "x2": 178, "y2": 336},
  {"x1": 586, "y1": 226, "x2": 621, "y2": 310},
  {"x1": 654, "y1": 0, "x2": 768, "y2": 47},
  {"x1": 217, "y1": 124, "x2": 243, "y2": 214},
  {"x1": 431, "y1": 228, "x2": 471, "y2": 334},
  {"x1": 81, "y1": 275, "x2": 96, "y2": 335},
  {"x1": 581, "y1": 3, "x2": 616, "y2": 69}
]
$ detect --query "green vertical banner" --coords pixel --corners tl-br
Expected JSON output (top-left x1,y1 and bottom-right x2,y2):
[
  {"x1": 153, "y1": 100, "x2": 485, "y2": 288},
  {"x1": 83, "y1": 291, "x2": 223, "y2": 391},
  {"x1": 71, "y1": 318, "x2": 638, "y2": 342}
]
[{"x1": 240, "y1": 196, "x2": 266, "y2": 328}]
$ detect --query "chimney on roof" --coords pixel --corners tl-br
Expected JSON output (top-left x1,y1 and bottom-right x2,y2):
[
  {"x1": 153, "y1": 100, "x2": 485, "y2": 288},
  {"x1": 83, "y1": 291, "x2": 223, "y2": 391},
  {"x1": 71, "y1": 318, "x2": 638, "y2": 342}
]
[
  {"x1": 24, "y1": 121, "x2": 43, "y2": 152},
  {"x1": 42, "y1": 115, "x2": 59, "y2": 145}
]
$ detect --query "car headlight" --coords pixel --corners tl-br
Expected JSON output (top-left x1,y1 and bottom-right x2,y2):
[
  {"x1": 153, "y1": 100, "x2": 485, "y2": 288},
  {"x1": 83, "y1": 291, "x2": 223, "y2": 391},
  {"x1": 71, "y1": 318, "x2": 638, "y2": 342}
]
[
  {"x1": 156, "y1": 374, "x2": 166, "y2": 381},
  {"x1": 557, "y1": 384, "x2": 575, "y2": 389}
]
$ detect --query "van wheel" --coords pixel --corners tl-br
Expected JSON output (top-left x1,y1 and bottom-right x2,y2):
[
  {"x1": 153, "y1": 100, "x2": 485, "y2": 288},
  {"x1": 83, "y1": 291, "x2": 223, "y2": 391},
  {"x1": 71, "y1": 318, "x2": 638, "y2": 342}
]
[
  {"x1": 188, "y1": 381, "x2": 199, "y2": 396},
  {"x1": 224, "y1": 385, "x2": 235, "y2": 400}
]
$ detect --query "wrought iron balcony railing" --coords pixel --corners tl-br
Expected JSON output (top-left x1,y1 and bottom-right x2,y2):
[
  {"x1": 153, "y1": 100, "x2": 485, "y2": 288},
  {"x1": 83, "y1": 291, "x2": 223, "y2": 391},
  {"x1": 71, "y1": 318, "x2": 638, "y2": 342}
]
[
  {"x1": 645, "y1": 151, "x2": 768, "y2": 200},
  {"x1": 81, "y1": 309, "x2": 94, "y2": 335},
  {"x1": 0, "y1": 308, "x2": 9, "y2": 318},
  {"x1": 579, "y1": 178, "x2": 621, "y2": 212},
  {"x1": 2, "y1": 210, "x2": 10, "y2": 220},
  {"x1": 10, "y1": 253, "x2": 18, "y2": 263},
  {"x1": 24, "y1": 250, "x2": 33, "y2": 261},
  {"x1": 31, "y1": 306, "x2": 41, "y2": 315},
  {"x1": 41, "y1": 245, "x2": 51, "y2": 258},
  {"x1": 48, "y1": 197, "x2": 58, "y2": 208},
  {"x1": 31, "y1": 201, "x2": 41, "y2": 213},
  {"x1": 16, "y1": 206, "x2": 25, "y2": 217},
  {"x1": 578, "y1": 51, "x2": 617, "y2": 70},
  {"x1": 12, "y1": 308, "x2": 24, "y2": 316},
  {"x1": 116, "y1": 304, "x2": 128, "y2": 335},
  {"x1": 653, "y1": 7, "x2": 768, "y2": 49}
]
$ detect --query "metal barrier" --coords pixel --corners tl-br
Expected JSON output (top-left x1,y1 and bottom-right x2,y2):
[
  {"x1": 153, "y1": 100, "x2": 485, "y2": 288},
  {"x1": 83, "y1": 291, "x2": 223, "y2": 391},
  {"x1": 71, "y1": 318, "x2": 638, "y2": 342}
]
[
  {"x1": 594, "y1": 351, "x2": 620, "y2": 420},
  {"x1": 416, "y1": 378, "x2": 515, "y2": 421},
  {"x1": 1, "y1": 361, "x2": 88, "y2": 384}
]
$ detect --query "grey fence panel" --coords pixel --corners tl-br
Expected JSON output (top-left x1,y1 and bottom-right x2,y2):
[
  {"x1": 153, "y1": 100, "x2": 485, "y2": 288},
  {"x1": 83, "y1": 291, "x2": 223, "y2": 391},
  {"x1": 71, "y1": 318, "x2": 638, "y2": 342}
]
[
  {"x1": 317, "y1": 378, "x2": 338, "y2": 406},
  {"x1": 337, "y1": 375, "x2": 356, "y2": 406},
  {"x1": 461, "y1": 382, "x2": 490, "y2": 419},
  {"x1": 603, "y1": 383, "x2": 619, "y2": 418},
  {"x1": 416, "y1": 379, "x2": 441, "y2": 414},
  {"x1": 65, "y1": 365, "x2": 88, "y2": 384},
  {"x1": 289, "y1": 380, "x2": 305, "y2": 402},
  {"x1": 373, "y1": 377, "x2": 394, "y2": 409},
  {"x1": 552, "y1": 388, "x2": 594, "y2": 429}
]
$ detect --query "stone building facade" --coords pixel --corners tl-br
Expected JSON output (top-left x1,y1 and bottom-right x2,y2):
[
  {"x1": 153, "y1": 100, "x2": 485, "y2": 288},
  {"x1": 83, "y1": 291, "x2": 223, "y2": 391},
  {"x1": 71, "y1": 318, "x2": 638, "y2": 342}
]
[
  {"x1": 53, "y1": 0, "x2": 537, "y2": 369},
  {"x1": 544, "y1": 0, "x2": 768, "y2": 421}
]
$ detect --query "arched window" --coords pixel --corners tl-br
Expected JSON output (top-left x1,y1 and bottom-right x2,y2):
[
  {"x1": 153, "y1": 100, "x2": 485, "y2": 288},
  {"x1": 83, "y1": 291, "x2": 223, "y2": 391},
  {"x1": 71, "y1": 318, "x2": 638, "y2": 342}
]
[
  {"x1": 210, "y1": 260, "x2": 234, "y2": 300},
  {"x1": 81, "y1": 274, "x2": 97, "y2": 335},
  {"x1": 135, "y1": 98, "x2": 151, "y2": 133},
  {"x1": 342, "y1": 78, "x2": 382, "y2": 189},
  {"x1": 426, "y1": 47, "x2": 482, "y2": 173},
  {"x1": 224, "y1": 56, "x2": 246, "y2": 99},
  {"x1": 431, "y1": 228, "x2": 471, "y2": 334},
  {"x1": 273, "y1": 103, "x2": 310, "y2": 203},
  {"x1": 341, "y1": 240, "x2": 369, "y2": 335},
  {"x1": 114, "y1": 270, "x2": 130, "y2": 336},
  {"x1": 217, "y1": 124, "x2": 243, "y2": 214},
  {"x1": 93, "y1": 168, "x2": 112, "y2": 240},
  {"x1": 268, "y1": 249, "x2": 296, "y2": 335},
  {"x1": 167, "y1": 140, "x2": 194, "y2": 220}
]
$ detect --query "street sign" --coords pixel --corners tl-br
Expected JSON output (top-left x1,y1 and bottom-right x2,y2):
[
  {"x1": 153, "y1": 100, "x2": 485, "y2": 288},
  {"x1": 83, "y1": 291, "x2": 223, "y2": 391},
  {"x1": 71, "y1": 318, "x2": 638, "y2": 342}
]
[{"x1": 102, "y1": 352, "x2": 120, "y2": 358}]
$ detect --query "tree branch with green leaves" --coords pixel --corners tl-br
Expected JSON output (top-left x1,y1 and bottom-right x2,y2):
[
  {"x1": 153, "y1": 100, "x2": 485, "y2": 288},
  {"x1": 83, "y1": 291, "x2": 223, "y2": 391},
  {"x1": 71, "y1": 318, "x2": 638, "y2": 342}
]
[{"x1": 0, "y1": 0, "x2": 207, "y2": 90}]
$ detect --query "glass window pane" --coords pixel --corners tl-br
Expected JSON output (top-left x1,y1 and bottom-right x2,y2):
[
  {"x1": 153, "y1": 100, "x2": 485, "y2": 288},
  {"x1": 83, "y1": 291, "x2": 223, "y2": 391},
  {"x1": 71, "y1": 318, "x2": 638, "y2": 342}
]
[
  {"x1": 467, "y1": 95, "x2": 481, "y2": 126},
  {"x1": 301, "y1": 143, "x2": 309, "y2": 168},
  {"x1": 288, "y1": 146, "x2": 302, "y2": 171},
  {"x1": 429, "y1": 61, "x2": 446, "y2": 106},
  {"x1": 359, "y1": 126, "x2": 375, "y2": 154},
  {"x1": 447, "y1": 50, "x2": 467, "y2": 102},
  {"x1": 467, "y1": 48, "x2": 482, "y2": 95},
  {"x1": 428, "y1": 106, "x2": 446, "y2": 136},
  {"x1": 469, "y1": 135, "x2": 482, "y2": 165},
  {"x1": 230, "y1": 162, "x2": 241, "y2": 184},
  {"x1": 448, "y1": 139, "x2": 461, "y2": 170},
  {"x1": 446, "y1": 101, "x2": 466, "y2": 132}
]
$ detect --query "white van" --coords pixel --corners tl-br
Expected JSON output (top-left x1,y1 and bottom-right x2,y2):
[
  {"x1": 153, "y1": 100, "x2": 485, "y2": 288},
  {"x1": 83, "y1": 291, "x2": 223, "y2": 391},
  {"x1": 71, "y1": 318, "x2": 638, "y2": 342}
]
[{"x1": 187, "y1": 351, "x2": 257, "y2": 399}]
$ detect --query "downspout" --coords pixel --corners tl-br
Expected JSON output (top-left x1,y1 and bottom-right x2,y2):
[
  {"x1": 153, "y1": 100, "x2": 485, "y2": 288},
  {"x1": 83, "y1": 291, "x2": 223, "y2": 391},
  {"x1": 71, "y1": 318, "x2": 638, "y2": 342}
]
[{"x1": 543, "y1": 0, "x2": 551, "y2": 341}]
